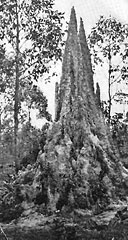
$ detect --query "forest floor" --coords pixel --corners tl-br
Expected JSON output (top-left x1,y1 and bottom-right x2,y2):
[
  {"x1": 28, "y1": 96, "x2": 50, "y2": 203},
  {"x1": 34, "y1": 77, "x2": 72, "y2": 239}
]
[{"x1": 1, "y1": 201, "x2": 128, "y2": 240}]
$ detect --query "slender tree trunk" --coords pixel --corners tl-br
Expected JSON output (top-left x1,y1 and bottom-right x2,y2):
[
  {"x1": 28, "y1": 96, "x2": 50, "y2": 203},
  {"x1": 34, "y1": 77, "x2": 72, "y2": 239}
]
[
  {"x1": 108, "y1": 45, "x2": 112, "y2": 124},
  {"x1": 0, "y1": 109, "x2": 1, "y2": 142},
  {"x1": 0, "y1": 108, "x2": 4, "y2": 168},
  {"x1": 28, "y1": 105, "x2": 31, "y2": 126},
  {"x1": 14, "y1": 0, "x2": 20, "y2": 172},
  {"x1": 0, "y1": 109, "x2": 2, "y2": 164}
]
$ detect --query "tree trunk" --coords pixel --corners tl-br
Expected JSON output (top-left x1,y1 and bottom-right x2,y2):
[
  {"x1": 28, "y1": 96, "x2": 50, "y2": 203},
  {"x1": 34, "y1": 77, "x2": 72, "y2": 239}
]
[
  {"x1": 28, "y1": 105, "x2": 31, "y2": 126},
  {"x1": 0, "y1": 109, "x2": 2, "y2": 164},
  {"x1": 108, "y1": 45, "x2": 112, "y2": 124},
  {"x1": 14, "y1": 0, "x2": 20, "y2": 172}
]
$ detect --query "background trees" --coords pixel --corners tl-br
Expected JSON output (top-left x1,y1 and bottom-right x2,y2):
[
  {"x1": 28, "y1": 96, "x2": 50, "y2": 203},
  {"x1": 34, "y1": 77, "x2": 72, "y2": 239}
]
[
  {"x1": 88, "y1": 16, "x2": 128, "y2": 122},
  {"x1": 0, "y1": 0, "x2": 64, "y2": 168}
]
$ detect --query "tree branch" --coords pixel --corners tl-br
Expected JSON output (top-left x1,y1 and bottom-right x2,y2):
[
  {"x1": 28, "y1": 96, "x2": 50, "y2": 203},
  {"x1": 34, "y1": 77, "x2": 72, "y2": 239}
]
[
  {"x1": 0, "y1": 225, "x2": 8, "y2": 240},
  {"x1": 110, "y1": 74, "x2": 121, "y2": 85}
]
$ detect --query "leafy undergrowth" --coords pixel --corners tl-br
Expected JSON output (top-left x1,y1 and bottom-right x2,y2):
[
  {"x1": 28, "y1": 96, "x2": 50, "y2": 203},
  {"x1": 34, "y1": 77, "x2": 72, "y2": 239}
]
[{"x1": 1, "y1": 206, "x2": 128, "y2": 240}]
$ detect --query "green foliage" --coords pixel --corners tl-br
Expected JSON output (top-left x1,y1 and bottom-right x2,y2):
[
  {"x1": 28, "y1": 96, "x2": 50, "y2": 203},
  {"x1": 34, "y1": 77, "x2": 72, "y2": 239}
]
[
  {"x1": 101, "y1": 101, "x2": 110, "y2": 120},
  {"x1": 88, "y1": 16, "x2": 128, "y2": 119},
  {"x1": 23, "y1": 0, "x2": 65, "y2": 80},
  {"x1": 0, "y1": 175, "x2": 24, "y2": 222},
  {"x1": 0, "y1": 122, "x2": 46, "y2": 166},
  {"x1": 20, "y1": 84, "x2": 52, "y2": 122},
  {"x1": 0, "y1": 0, "x2": 64, "y2": 165},
  {"x1": 88, "y1": 16, "x2": 127, "y2": 66},
  {"x1": 0, "y1": 0, "x2": 64, "y2": 81},
  {"x1": 101, "y1": 101, "x2": 126, "y2": 138},
  {"x1": 0, "y1": 0, "x2": 63, "y2": 150}
]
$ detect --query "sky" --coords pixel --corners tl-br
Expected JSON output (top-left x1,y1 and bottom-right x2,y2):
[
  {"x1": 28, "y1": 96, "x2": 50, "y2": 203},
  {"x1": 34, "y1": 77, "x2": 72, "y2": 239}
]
[
  {"x1": 33, "y1": 0, "x2": 128, "y2": 126},
  {"x1": 55, "y1": 0, "x2": 128, "y2": 31}
]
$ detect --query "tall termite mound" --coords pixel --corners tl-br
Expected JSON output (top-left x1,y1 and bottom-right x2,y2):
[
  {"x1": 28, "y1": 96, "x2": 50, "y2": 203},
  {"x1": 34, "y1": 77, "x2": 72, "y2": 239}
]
[{"x1": 43, "y1": 7, "x2": 123, "y2": 211}]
